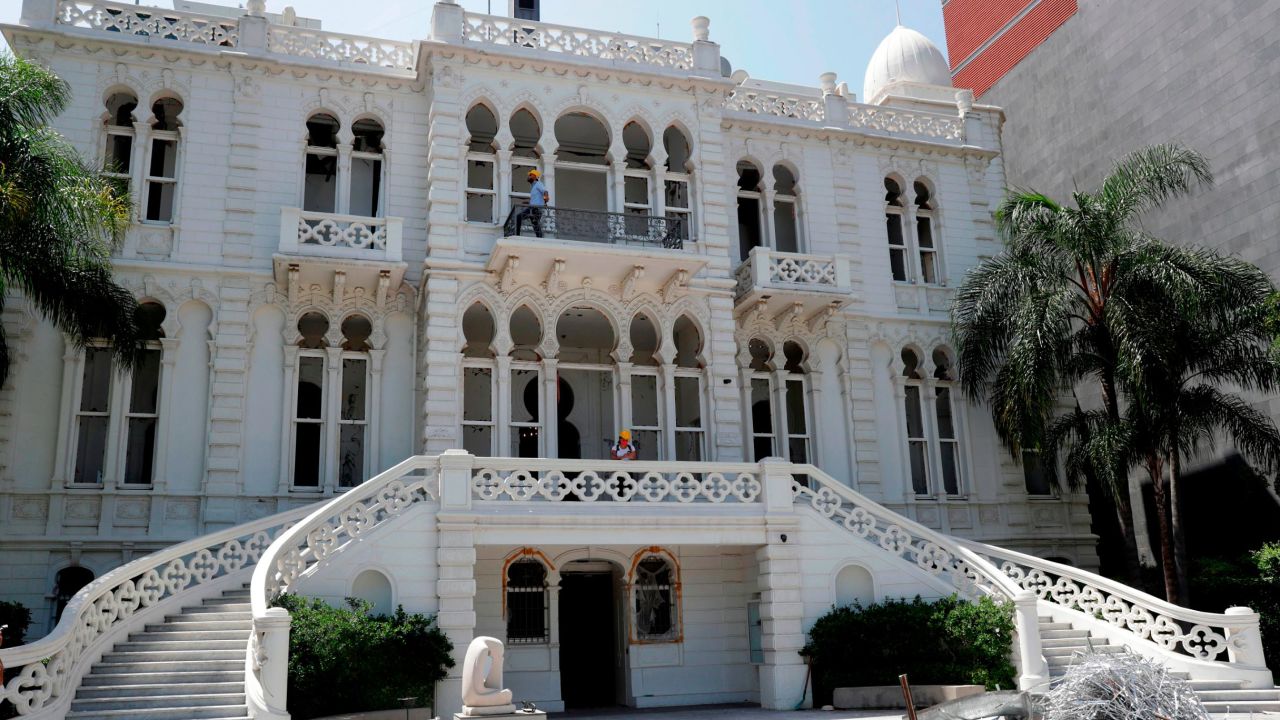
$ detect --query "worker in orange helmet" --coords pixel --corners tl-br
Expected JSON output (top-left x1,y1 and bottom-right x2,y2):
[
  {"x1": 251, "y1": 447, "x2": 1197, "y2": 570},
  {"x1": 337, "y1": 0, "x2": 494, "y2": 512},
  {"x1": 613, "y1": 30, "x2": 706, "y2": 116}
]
[
  {"x1": 610, "y1": 429, "x2": 638, "y2": 461},
  {"x1": 514, "y1": 168, "x2": 548, "y2": 238}
]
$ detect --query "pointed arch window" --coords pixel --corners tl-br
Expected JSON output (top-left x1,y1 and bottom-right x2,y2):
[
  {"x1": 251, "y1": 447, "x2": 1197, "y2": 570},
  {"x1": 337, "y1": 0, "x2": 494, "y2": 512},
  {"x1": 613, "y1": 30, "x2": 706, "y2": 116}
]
[
  {"x1": 772, "y1": 165, "x2": 801, "y2": 253},
  {"x1": 349, "y1": 119, "x2": 385, "y2": 217},
  {"x1": 914, "y1": 181, "x2": 939, "y2": 285},
  {"x1": 633, "y1": 554, "x2": 679, "y2": 642},
  {"x1": 303, "y1": 113, "x2": 340, "y2": 213},
  {"x1": 508, "y1": 108, "x2": 542, "y2": 210},
  {"x1": 102, "y1": 91, "x2": 137, "y2": 196},
  {"x1": 622, "y1": 121, "x2": 653, "y2": 235},
  {"x1": 462, "y1": 302, "x2": 497, "y2": 457},
  {"x1": 901, "y1": 348, "x2": 930, "y2": 495},
  {"x1": 931, "y1": 348, "x2": 962, "y2": 496},
  {"x1": 143, "y1": 97, "x2": 182, "y2": 223},
  {"x1": 465, "y1": 104, "x2": 498, "y2": 223},
  {"x1": 781, "y1": 341, "x2": 810, "y2": 465},
  {"x1": 505, "y1": 557, "x2": 549, "y2": 645},
  {"x1": 736, "y1": 161, "x2": 764, "y2": 261},
  {"x1": 662, "y1": 126, "x2": 693, "y2": 242},
  {"x1": 885, "y1": 177, "x2": 908, "y2": 282}
]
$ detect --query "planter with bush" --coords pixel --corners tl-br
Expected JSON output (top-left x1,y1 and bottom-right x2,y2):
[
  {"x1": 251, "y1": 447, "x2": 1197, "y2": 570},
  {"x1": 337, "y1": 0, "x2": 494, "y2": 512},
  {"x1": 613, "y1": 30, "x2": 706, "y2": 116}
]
[
  {"x1": 272, "y1": 594, "x2": 454, "y2": 720},
  {"x1": 801, "y1": 595, "x2": 1016, "y2": 707},
  {"x1": 1190, "y1": 541, "x2": 1280, "y2": 669}
]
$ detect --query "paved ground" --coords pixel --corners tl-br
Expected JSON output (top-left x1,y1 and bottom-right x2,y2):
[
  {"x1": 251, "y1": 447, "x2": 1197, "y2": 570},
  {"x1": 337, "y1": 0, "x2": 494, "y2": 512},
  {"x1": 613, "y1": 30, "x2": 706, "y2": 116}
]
[{"x1": 556, "y1": 705, "x2": 903, "y2": 719}]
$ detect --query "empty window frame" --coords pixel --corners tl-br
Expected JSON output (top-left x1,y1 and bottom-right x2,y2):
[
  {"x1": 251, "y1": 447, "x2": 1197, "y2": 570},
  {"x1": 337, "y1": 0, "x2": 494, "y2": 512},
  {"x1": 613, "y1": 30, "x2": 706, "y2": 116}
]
[
  {"x1": 349, "y1": 118, "x2": 385, "y2": 217},
  {"x1": 509, "y1": 108, "x2": 541, "y2": 210},
  {"x1": 663, "y1": 126, "x2": 693, "y2": 241},
  {"x1": 781, "y1": 341, "x2": 810, "y2": 465},
  {"x1": 746, "y1": 338, "x2": 774, "y2": 460},
  {"x1": 634, "y1": 555, "x2": 679, "y2": 642},
  {"x1": 506, "y1": 557, "x2": 550, "y2": 644},
  {"x1": 143, "y1": 97, "x2": 183, "y2": 223},
  {"x1": 931, "y1": 348, "x2": 962, "y2": 496},
  {"x1": 303, "y1": 113, "x2": 340, "y2": 213},
  {"x1": 293, "y1": 312, "x2": 328, "y2": 488},
  {"x1": 772, "y1": 164, "x2": 800, "y2": 253},
  {"x1": 462, "y1": 302, "x2": 497, "y2": 456},
  {"x1": 901, "y1": 348, "x2": 930, "y2": 496},
  {"x1": 914, "y1": 180, "x2": 939, "y2": 285},
  {"x1": 885, "y1": 177, "x2": 908, "y2": 282},
  {"x1": 337, "y1": 316, "x2": 372, "y2": 488},
  {"x1": 465, "y1": 104, "x2": 498, "y2": 223},
  {"x1": 511, "y1": 364, "x2": 543, "y2": 458},
  {"x1": 102, "y1": 92, "x2": 138, "y2": 197},
  {"x1": 736, "y1": 161, "x2": 764, "y2": 262}
]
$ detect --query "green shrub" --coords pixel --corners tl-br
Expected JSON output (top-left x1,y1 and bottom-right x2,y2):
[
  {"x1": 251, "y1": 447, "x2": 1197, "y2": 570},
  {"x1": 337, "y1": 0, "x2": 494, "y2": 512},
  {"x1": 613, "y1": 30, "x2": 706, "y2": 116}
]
[
  {"x1": 273, "y1": 594, "x2": 454, "y2": 720},
  {"x1": 0, "y1": 601, "x2": 32, "y2": 647},
  {"x1": 801, "y1": 595, "x2": 1016, "y2": 705},
  {"x1": 1189, "y1": 544, "x2": 1280, "y2": 670}
]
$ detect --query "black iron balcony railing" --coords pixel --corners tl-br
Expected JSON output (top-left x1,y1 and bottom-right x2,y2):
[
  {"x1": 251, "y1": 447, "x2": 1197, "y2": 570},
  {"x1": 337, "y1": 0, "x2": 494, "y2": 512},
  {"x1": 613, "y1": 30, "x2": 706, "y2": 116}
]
[{"x1": 503, "y1": 205, "x2": 685, "y2": 250}]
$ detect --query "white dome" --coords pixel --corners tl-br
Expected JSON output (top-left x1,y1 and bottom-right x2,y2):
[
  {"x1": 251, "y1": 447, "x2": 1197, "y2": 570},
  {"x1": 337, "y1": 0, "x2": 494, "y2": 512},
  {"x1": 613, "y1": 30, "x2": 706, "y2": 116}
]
[{"x1": 862, "y1": 25, "x2": 951, "y2": 102}]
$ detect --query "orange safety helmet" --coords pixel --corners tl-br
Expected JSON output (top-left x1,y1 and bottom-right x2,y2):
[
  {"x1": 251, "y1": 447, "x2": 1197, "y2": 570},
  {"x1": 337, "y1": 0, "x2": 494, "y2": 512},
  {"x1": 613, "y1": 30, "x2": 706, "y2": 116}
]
[{"x1": 526, "y1": 168, "x2": 541, "y2": 180}]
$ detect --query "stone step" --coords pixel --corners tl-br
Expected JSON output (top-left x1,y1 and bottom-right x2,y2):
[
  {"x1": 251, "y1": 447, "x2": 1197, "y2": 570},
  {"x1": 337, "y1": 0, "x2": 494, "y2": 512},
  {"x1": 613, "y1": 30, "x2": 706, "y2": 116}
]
[
  {"x1": 148, "y1": 619, "x2": 250, "y2": 632},
  {"x1": 129, "y1": 629, "x2": 248, "y2": 642},
  {"x1": 113, "y1": 639, "x2": 245, "y2": 652},
  {"x1": 1202, "y1": 700, "x2": 1280, "y2": 714},
  {"x1": 91, "y1": 659, "x2": 242, "y2": 675},
  {"x1": 65, "y1": 704, "x2": 248, "y2": 720},
  {"x1": 178, "y1": 607, "x2": 252, "y2": 618},
  {"x1": 197, "y1": 599, "x2": 250, "y2": 609},
  {"x1": 1038, "y1": 621, "x2": 1074, "y2": 630},
  {"x1": 76, "y1": 682, "x2": 245, "y2": 700},
  {"x1": 1041, "y1": 628, "x2": 1091, "y2": 640},
  {"x1": 1041, "y1": 636, "x2": 1108, "y2": 649},
  {"x1": 1189, "y1": 680, "x2": 1248, "y2": 691},
  {"x1": 69, "y1": 693, "x2": 246, "y2": 712},
  {"x1": 1044, "y1": 645, "x2": 1124, "y2": 658},
  {"x1": 82, "y1": 670, "x2": 241, "y2": 686},
  {"x1": 1197, "y1": 689, "x2": 1280, "y2": 702},
  {"x1": 101, "y1": 649, "x2": 244, "y2": 663},
  {"x1": 220, "y1": 589, "x2": 251, "y2": 598}
]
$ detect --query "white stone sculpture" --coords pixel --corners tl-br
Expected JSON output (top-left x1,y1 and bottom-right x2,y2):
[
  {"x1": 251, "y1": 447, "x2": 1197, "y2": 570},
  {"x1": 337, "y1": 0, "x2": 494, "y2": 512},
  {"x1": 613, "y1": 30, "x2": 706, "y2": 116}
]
[{"x1": 460, "y1": 636, "x2": 516, "y2": 717}]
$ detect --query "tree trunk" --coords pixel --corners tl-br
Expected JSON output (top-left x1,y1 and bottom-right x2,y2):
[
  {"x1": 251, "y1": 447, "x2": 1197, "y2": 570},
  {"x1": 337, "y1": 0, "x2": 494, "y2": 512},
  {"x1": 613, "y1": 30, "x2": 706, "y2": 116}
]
[
  {"x1": 1147, "y1": 453, "x2": 1180, "y2": 603},
  {"x1": 1169, "y1": 450, "x2": 1190, "y2": 604},
  {"x1": 1100, "y1": 372, "x2": 1143, "y2": 587}
]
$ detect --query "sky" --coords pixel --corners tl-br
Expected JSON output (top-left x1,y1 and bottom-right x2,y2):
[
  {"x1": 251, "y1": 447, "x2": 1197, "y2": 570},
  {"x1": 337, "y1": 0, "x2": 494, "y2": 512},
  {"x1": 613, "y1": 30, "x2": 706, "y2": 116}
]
[{"x1": 0, "y1": 0, "x2": 949, "y2": 97}]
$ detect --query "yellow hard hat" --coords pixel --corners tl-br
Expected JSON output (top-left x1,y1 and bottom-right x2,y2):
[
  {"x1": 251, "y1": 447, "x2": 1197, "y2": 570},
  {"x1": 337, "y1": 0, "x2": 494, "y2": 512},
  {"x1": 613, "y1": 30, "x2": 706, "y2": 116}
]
[
  {"x1": 619, "y1": 429, "x2": 632, "y2": 440},
  {"x1": 526, "y1": 168, "x2": 541, "y2": 179}
]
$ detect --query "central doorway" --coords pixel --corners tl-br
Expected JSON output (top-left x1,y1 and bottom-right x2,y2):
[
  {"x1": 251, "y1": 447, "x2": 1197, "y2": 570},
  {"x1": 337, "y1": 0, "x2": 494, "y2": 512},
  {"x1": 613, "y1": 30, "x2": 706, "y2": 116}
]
[{"x1": 559, "y1": 561, "x2": 627, "y2": 709}]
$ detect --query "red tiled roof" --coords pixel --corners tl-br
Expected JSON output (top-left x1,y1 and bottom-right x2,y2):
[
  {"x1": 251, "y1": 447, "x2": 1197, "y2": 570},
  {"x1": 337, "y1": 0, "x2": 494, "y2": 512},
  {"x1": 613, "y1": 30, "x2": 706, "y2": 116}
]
[{"x1": 948, "y1": 0, "x2": 1077, "y2": 98}]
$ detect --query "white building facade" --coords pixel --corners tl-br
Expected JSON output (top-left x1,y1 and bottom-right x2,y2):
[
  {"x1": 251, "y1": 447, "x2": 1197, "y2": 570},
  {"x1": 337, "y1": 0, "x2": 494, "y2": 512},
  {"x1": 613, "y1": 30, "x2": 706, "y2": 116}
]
[{"x1": 11, "y1": 2, "x2": 1267, "y2": 718}]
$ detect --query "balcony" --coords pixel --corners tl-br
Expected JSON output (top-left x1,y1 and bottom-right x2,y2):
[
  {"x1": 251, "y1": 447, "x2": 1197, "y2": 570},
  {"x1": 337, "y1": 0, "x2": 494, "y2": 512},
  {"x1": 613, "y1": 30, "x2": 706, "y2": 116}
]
[
  {"x1": 488, "y1": 206, "x2": 706, "y2": 299},
  {"x1": 273, "y1": 207, "x2": 407, "y2": 303},
  {"x1": 733, "y1": 246, "x2": 853, "y2": 321}
]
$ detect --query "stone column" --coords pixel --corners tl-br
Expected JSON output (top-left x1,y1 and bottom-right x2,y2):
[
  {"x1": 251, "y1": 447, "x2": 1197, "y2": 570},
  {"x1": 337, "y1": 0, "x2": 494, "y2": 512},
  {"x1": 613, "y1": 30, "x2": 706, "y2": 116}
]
[
  {"x1": 755, "y1": 460, "x2": 805, "y2": 710},
  {"x1": 1225, "y1": 606, "x2": 1269, "y2": 672},
  {"x1": 148, "y1": 337, "x2": 180, "y2": 531},
  {"x1": 335, "y1": 143, "x2": 353, "y2": 215},
  {"x1": 277, "y1": 345, "x2": 298, "y2": 494},
  {"x1": 1013, "y1": 591, "x2": 1049, "y2": 691},
  {"x1": 435, "y1": 450, "x2": 476, "y2": 718},
  {"x1": 541, "y1": 358, "x2": 558, "y2": 457},
  {"x1": 368, "y1": 348, "x2": 385, "y2": 472},
  {"x1": 323, "y1": 346, "x2": 343, "y2": 494},
  {"x1": 770, "y1": 369, "x2": 790, "y2": 460},
  {"x1": 659, "y1": 362, "x2": 677, "y2": 459},
  {"x1": 495, "y1": 355, "x2": 513, "y2": 456},
  {"x1": 496, "y1": 148, "x2": 514, "y2": 223},
  {"x1": 542, "y1": 152, "x2": 558, "y2": 210}
]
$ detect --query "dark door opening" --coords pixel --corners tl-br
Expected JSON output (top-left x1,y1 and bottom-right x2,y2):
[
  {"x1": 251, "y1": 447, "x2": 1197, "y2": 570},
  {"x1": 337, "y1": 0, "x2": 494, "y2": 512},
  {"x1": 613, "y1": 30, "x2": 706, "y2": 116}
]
[{"x1": 559, "y1": 570, "x2": 619, "y2": 709}]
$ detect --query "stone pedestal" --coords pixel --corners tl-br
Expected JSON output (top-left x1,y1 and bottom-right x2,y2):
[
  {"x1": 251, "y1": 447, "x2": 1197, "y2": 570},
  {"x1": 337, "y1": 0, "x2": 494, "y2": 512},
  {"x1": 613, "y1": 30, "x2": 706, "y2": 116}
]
[{"x1": 454, "y1": 713, "x2": 546, "y2": 719}]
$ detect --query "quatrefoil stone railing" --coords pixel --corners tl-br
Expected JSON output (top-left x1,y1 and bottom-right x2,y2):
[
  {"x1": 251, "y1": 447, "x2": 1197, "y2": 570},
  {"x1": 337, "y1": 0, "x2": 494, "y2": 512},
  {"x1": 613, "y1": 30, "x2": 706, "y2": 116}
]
[
  {"x1": 55, "y1": 0, "x2": 240, "y2": 46},
  {"x1": 960, "y1": 539, "x2": 1270, "y2": 672},
  {"x1": 0, "y1": 507, "x2": 309, "y2": 717},
  {"x1": 267, "y1": 26, "x2": 416, "y2": 70},
  {"x1": 460, "y1": 12, "x2": 694, "y2": 71},
  {"x1": 470, "y1": 459, "x2": 763, "y2": 504}
]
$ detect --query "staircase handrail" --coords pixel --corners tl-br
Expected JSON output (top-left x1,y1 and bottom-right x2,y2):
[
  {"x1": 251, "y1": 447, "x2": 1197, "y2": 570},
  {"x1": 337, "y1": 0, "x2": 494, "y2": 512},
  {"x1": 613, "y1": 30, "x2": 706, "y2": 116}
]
[
  {"x1": 247, "y1": 455, "x2": 441, "y2": 720},
  {"x1": 957, "y1": 538, "x2": 1268, "y2": 667},
  {"x1": 793, "y1": 465, "x2": 1024, "y2": 601},
  {"x1": 0, "y1": 505, "x2": 311, "y2": 717}
]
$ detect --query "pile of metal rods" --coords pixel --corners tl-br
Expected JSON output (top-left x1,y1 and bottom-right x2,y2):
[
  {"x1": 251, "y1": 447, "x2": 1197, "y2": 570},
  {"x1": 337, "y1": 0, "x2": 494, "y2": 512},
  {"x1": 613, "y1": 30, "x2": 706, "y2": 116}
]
[{"x1": 1041, "y1": 650, "x2": 1210, "y2": 720}]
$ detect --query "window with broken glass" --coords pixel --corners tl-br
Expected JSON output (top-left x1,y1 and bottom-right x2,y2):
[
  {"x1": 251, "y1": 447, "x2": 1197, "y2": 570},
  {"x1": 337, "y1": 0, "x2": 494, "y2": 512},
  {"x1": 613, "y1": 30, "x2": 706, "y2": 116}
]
[
  {"x1": 506, "y1": 558, "x2": 550, "y2": 644},
  {"x1": 634, "y1": 556, "x2": 678, "y2": 641}
]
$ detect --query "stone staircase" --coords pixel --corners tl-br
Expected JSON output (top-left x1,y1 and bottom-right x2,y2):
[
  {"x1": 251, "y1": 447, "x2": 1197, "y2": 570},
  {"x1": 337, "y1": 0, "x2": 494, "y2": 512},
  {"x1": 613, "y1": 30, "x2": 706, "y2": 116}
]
[
  {"x1": 66, "y1": 585, "x2": 252, "y2": 720},
  {"x1": 1039, "y1": 615, "x2": 1280, "y2": 717}
]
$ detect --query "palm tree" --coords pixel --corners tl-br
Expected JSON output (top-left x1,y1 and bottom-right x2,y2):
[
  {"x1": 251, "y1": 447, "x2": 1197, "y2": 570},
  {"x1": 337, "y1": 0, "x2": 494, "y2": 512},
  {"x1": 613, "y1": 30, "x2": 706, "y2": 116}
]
[
  {"x1": 1128, "y1": 288, "x2": 1280, "y2": 603},
  {"x1": 952, "y1": 144, "x2": 1264, "y2": 589},
  {"x1": 0, "y1": 52, "x2": 144, "y2": 386}
]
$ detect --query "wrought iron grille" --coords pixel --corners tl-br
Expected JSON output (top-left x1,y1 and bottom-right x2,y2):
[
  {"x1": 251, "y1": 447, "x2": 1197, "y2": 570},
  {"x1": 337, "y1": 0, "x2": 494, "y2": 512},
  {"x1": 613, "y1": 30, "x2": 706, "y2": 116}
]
[
  {"x1": 506, "y1": 558, "x2": 550, "y2": 644},
  {"x1": 503, "y1": 205, "x2": 685, "y2": 250}
]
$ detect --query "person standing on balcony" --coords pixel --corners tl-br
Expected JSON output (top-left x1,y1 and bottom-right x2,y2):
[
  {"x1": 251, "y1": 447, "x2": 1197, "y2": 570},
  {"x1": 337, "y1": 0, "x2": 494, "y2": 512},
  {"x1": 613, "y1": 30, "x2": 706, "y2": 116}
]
[
  {"x1": 610, "y1": 429, "x2": 638, "y2": 461},
  {"x1": 516, "y1": 169, "x2": 549, "y2": 238}
]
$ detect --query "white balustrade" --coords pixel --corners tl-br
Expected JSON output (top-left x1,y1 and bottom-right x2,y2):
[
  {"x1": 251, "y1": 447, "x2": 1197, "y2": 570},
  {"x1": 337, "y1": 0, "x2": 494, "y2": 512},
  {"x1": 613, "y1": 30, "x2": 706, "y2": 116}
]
[
  {"x1": 0, "y1": 507, "x2": 308, "y2": 717},
  {"x1": 55, "y1": 0, "x2": 239, "y2": 46},
  {"x1": 461, "y1": 12, "x2": 694, "y2": 71},
  {"x1": 470, "y1": 458, "x2": 763, "y2": 503},
  {"x1": 847, "y1": 105, "x2": 964, "y2": 140},
  {"x1": 724, "y1": 89, "x2": 825, "y2": 122},
  {"x1": 267, "y1": 26, "x2": 416, "y2": 70},
  {"x1": 735, "y1": 247, "x2": 851, "y2": 298},
  {"x1": 961, "y1": 540, "x2": 1270, "y2": 668},
  {"x1": 247, "y1": 457, "x2": 441, "y2": 720},
  {"x1": 277, "y1": 207, "x2": 404, "y2": 262}
]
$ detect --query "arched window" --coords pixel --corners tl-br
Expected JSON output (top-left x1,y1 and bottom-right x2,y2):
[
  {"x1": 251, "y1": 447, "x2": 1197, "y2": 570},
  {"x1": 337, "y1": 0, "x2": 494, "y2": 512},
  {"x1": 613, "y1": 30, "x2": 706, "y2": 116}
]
[
  {"x1": 633, "y1": 554, "x2": 678, "y2": 642},
  {"x1": 349, "y1": 118, "x2": 385, "y2": 217},
  {"x1": 747, "y1": 338, "x2": 774, "y2": 460},
  {"x1": 772, "y1": 164, "x2": 800, "y2": 253},
  {"x1": 338, "y1": 315, "x2": 372, "y2": 487},
  {"x1": 351, "y1": 569, "x2": 393, "y2": 617},
  {"x1": 914, "y1": 180, "x2": 939, "y2": 285},
  {"x1": 509, "y1": 306, "x2": 543, "y2": 457},
  {"x1": 901, "y1": 348, "x2": 929, "y2": 495},
  {"x1": 102, "y1": 91, "x2": 137, "y2": 195},
  {"x1": 628, "y1": 313, "x2": 661, "y2": 460},
  {"x1": 465, "y1": 104, "x2": 498, "y2": 223},
  {"x1": 508, "y1": 108, "x2": 542, "y2": 209},
  {"x1": 505, "y1": 557, "x2": 549, "y2": 644},
  {"x1": 672, "y1": 316, "x2": 704, "y2": 461},
  {"x1": 885, "y1": 177, "x2": 908, "y2": 282},
  {"x1": 555, "y1": 306, "x2": 616, "y2": 460},
  {"x1": 292, "y1": 311, "x2": 329, "y2": 487},
  {"x1": 931, "y1": 348, "x2": 962, "y2": 496},
  {"x1": 462, "y1": 302, "x2": 496, "y2": 456},
  {"x1": 736, "y1": 161, "x2": 764, "y2": 261},
  {"x1": 554, "y1": 111, "x2": 610, "y2": 212},
  {"x1": 72, "y1": 302, "x2": 166, "y2": 486},
  {"x1": 303, "y1": 113, "x2": 340, "y2": 213},
  {"x1": 622, "y1": 121, "x2": 653, "y2": 233},
  {"x1": 144, "y1": 97, "x2": 182, "y2": 223},
  {"x1": 662, "y1": 126, "x2": 694, "y2": 242},
  {"x1": 52, "y1": 566, "x2": 94, "y2": 625},
  {"x1": 781, "y1": 341, "x2": 810, "y2": 465}
]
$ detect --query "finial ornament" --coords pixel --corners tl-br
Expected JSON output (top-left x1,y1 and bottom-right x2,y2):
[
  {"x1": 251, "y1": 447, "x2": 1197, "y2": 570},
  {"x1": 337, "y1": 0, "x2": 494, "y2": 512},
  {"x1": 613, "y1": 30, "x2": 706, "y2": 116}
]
[{"x1": 895, "y1": 0, "x2": 902, "y2": 25}]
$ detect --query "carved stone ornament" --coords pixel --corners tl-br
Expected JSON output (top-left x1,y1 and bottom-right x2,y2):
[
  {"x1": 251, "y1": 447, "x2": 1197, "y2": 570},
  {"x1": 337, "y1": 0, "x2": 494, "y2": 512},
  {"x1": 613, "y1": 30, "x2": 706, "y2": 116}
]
[{"x1": 460, "y1": 636, "x2": 516, "y2": 716}]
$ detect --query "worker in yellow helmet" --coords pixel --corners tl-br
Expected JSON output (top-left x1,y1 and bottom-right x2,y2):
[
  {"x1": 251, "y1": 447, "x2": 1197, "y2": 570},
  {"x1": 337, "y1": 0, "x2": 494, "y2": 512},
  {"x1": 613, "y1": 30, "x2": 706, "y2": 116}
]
[
  {"x1": 610, "y1": 429, "x2": 638, "y2": 461},
  {"x1": 514, "y1": 168, "x2": 549, "y2": 238}
]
